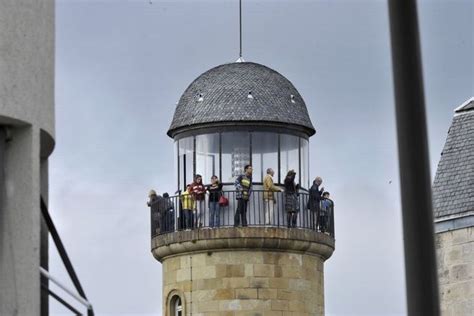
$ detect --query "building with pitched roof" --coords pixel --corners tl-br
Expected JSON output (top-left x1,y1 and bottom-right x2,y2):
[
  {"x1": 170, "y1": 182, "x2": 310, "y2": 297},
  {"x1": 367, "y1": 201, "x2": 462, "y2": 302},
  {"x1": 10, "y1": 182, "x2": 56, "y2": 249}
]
[{"x1": 433, "y1": 97, "x2": 474, "y2": 315}]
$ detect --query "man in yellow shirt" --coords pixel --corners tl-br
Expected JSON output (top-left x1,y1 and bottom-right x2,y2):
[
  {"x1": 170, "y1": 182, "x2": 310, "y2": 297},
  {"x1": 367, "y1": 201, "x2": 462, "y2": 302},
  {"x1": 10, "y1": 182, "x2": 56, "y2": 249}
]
[
  {"x1": 180, "y1": 185, "x2": 194, "y2": 229},
  {"x1": 263, "y1": 168, "x2": 282, "y2": 225}
]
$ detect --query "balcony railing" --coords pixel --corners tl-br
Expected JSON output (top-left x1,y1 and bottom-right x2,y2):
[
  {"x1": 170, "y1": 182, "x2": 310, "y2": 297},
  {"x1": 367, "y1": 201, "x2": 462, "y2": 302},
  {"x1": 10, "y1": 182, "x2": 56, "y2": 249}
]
[{"x1": 150, "y1": 190, "x2": 335, "y2": 238}]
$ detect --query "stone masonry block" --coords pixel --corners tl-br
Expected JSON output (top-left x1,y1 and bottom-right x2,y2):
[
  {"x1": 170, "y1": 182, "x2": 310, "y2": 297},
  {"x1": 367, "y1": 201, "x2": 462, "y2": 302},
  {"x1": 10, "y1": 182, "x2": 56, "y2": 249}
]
[
  {"x1": 250, "y1": 277, "x2": 270, "y2": 289},
  {"x1": 258, "y1": 289, "x2": 278, "y2": 300},
  {"x1": 194, "y1": 289, "x2": 217, "y2": 302},
  {"x1": 223, "y1": 277, "x2": 250, "y2": 289},
  {"x1": 193, "y1": 266, "x2": 216, "y2": 280},
  {"x1": 236, "y1": 288, "x2": 259, "y2": 300},
  {"x1": 269, "y1": 278, "x2": 289, "y2": 289},
  {"x1": 271, "y1": 300, "x2": 289, "y2": 311},
  {"x1": 254, "y1": 264, "x2": 275, "y2": 277},
  {"x1": 214, "y1": 288, "x2": 235, "y2": 300},
  {"x1": 450, "y1": 263, "x2": 473, "y2": 282}
]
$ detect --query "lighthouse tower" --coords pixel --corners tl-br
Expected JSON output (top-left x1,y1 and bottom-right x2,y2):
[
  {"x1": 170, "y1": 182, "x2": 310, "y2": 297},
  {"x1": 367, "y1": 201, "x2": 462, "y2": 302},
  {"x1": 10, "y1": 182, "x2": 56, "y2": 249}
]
[{"x1": 151, "y1": 61, "x2": 335, "y2": 315}]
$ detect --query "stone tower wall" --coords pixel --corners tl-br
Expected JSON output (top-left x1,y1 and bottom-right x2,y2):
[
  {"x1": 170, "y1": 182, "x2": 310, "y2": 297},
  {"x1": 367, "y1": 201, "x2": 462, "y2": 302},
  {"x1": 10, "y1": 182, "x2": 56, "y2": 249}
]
[
  {"x1": 153, "y1": 227, "x2": 334, "y2": 316},
  {"x1": 163, "y1": 250, "x2": 325, "y2": 315},
  {"x1": 436, "y1": 227, "x2": 474, "y2": 316}
]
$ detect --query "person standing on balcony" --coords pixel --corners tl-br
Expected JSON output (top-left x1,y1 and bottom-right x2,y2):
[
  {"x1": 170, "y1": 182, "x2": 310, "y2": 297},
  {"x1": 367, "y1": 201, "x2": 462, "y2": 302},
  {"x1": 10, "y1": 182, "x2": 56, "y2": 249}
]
[
  {"x1": 190, "y1": 174, "x2": 206, "y2": 228},
  {"x1": 147, "y1": 190, "x2": 163, "y2": 236},
  {"x1": 263, "y1": 168, "x2": 282, "y2": 225},
  {"x1": 207, "y1": 175, "x2": 223, "y2": 228},
  {"x1": 284, "y1": 170, "x2": 300, "y2": 228},
  {"x1": 320, "y1": 191, "x2": 332, "y2": 233},
  {"x1": 234, "y1": 165, "x2": 253, "y2": 227},
  {"x1": 308, "y1": 177, "x2": 324, "y2": 230},
  {"x1": 180, "y1": 185, "x2": 194, "y2": 230},
  {"x1": 162, "y1": 193, "x2": 175, "y2": 233}
]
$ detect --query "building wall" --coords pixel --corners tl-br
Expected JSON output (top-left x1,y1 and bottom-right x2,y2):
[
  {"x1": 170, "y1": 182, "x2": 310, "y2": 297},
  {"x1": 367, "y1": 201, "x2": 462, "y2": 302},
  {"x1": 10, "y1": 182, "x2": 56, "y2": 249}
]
[
  {"x1": 0, "y1": 0, "x2": 55, "y2": 138},
  {"x1": 163, "y1": 250, "x2": 325, "y2": 316},
  {"x1": 0, "y1": 1, "x2": 55, "y2": 315},
  {"x1": 436, "y1": 227, "x2": 474, "y2": 316}
]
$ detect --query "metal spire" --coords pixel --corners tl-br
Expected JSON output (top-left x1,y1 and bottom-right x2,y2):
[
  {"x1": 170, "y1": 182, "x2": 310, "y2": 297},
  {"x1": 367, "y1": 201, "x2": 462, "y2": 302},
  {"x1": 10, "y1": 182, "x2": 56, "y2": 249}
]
[{"x1": 236, "y1": 0, "x2": 245, "y2": 62}]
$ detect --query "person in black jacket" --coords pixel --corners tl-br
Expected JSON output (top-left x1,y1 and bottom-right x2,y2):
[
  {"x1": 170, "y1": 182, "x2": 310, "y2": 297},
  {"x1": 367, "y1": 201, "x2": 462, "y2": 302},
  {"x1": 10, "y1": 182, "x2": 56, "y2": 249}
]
[
  {"x1": 207, "y1": 175, "x2": 223, "y2": 228},
  {"x1": 234, "y1": 165, "x2": 253, "y2": 227},
  {"x1": 308, "y1": 177, "x2": 324, "y2": 230},
  {"x1": 284, "y1": 170, "x2": 300, "y2": 228},
  {"x1": 161, "y1": 192, "x2": 175, "y2": 233},
  {"x1": 147, "y1": 190, "x2": 162, "y2": 236}
]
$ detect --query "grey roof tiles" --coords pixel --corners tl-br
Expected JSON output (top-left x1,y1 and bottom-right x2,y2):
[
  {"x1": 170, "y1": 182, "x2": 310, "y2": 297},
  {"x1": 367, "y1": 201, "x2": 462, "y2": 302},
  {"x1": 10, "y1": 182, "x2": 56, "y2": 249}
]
[
  {"x1": 432, "y1": 98, "x2": 474, "y2": 219},
  {"x1": 167, "y1": 62, "x2": 315, "y2": 137}
]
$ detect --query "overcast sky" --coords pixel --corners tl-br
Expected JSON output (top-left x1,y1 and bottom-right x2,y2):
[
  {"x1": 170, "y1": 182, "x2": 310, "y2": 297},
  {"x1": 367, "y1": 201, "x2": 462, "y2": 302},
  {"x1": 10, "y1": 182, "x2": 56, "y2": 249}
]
[{"x1": 50, "y1": 0, "x2": 473, "y2": 315}]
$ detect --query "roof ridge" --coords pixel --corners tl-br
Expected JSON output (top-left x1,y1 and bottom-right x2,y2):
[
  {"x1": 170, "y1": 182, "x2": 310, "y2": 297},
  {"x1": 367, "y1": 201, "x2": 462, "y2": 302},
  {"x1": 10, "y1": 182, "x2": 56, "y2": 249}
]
[{"x1": 454, "y1": 96, "x2": 474, "y2": 115}]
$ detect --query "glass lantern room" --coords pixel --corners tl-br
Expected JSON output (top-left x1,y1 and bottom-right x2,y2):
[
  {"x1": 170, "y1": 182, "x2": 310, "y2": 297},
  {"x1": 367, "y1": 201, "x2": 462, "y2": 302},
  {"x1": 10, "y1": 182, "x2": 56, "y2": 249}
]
[{"x1": 175, "y1": 131, "x2": 309, "y2": 190}]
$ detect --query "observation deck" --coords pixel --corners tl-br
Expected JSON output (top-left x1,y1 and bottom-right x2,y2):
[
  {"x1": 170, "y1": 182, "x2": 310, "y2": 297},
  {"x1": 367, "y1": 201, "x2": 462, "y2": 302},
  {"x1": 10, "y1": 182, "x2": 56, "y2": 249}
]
[{"x1": 151, "y1": 190, "x2": 335, "y2": 262}]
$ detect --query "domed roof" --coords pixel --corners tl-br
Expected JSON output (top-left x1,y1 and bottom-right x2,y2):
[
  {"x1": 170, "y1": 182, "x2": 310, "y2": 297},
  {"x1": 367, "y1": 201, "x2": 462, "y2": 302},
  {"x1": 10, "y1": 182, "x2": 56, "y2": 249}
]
[{"x1": 167, "y1": 62, "x2": 315, "y2": 138}]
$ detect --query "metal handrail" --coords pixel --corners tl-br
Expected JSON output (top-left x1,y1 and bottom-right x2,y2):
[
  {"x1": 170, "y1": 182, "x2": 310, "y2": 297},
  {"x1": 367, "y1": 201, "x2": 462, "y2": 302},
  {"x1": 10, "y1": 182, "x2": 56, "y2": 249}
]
[
  {"x1": 150, "y1": 190, "x2": 335, "y2": 238},
  {"x1": 40, "y1": 267, "x2": 93, "y2": 309},
  {"x1": 41, "y1": 284, "x2": 83, "y2": 315},
  {"x1": 40, "y1": 197, "x2": 94, "y2": 316}
]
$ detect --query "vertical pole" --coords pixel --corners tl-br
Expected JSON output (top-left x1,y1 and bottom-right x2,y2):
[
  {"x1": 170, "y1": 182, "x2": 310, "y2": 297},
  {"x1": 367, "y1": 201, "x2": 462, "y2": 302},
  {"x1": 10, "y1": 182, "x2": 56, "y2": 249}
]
[
  {"x1": 183, "y1": 154, "x2": 187, "y2": 189},
  {"x1": 388, "y1": 1, "x2": 440, "y2": 315},
  {"x1": 0, "y1": 127, "x2": 5, "y2": 213},
  {"x1": 277, "y1": 134, "x2": 281, "y2": 184},
  {"x1": 298, "y1": 137, "x2": 301, "y2": 187},
  {"x1": 239, "y1": 0, "x2": 242, "y2": 58},
  {"x1": 219, "y1": 133, "x2": 222, "y2": 181},
  {"x1": 193, "y1": 137, "x2": 196, "y2": 179},
  {"x1": 249, "y1": 132, "x2": 252, "y2": 167},
  {"x1": 177, "y1": 140, "x2": 180, "y2": 192}
]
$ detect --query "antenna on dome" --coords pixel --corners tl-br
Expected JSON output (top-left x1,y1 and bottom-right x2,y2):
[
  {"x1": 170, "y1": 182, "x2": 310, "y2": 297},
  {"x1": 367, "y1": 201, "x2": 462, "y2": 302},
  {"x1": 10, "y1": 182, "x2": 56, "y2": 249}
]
[{"x1": 236, "y1": 0, "x2": 245, "y2": 62}]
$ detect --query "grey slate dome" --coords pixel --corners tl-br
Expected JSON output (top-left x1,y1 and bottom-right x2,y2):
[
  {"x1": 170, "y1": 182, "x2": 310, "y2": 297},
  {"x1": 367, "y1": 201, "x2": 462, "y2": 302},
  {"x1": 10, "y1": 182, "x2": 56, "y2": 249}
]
[{"x1": 167, "y1": 62, "x2": 315, "y2": 138}]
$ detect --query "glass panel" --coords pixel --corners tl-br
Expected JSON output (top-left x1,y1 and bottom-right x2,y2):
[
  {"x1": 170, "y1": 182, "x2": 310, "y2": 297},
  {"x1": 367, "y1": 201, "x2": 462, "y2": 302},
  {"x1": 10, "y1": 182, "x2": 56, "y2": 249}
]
[
  {"x1": 251, "y1": 132, "x2": 278, "y2": 183},
  {"x1": 178, "y1": 137, "x2": 194, "y2": 189},
  {"x1": 280, "y1": 134, "x2": 300, "y2": 185},
  {"x1": 221, "y1": 132, "x2": 250, "y2": 183},
  {"x1": 196, "y1": 134, "x2": 220, "y2": 185},
  {"x1": 301, "y1": 138, "x2": 309, "y2": 189}
]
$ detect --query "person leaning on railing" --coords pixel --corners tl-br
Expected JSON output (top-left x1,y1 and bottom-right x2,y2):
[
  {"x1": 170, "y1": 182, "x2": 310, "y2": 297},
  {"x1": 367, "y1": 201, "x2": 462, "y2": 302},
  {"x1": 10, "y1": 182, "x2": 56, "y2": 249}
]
[
  {"x1": 234, "y1": 164, "x2": 253, "y2": 227},
  {"x1": 147, "y1": 190, "x2": 162, "y2": 235},
  {"x1": 263, "y1": 168, "x2": 283, "y2": 225}
]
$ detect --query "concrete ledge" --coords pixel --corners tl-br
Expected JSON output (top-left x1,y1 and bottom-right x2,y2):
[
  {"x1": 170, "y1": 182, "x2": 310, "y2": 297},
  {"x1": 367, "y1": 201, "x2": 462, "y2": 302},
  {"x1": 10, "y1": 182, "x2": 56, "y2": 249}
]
[{"x1": 151, "y1": 227, "x2": 335, "y2": 262}]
